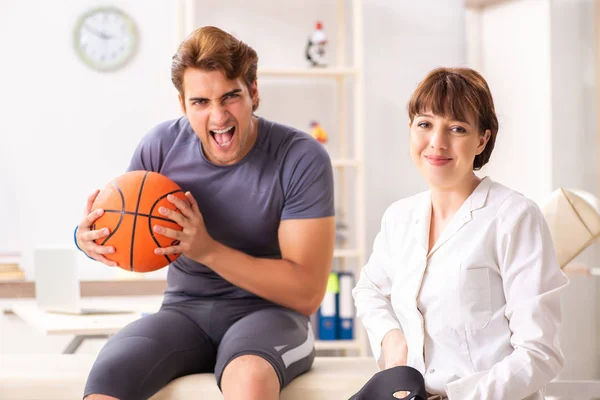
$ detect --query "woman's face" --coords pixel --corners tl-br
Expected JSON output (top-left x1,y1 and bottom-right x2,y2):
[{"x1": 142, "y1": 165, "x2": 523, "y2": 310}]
[{"x1": 409, "y1": 112, "x2": 490, "y2": 190}]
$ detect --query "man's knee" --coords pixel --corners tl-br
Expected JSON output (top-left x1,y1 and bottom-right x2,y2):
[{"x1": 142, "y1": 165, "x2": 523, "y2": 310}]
[
  {"x1": 221, "y1": 354, "x2": 280, "y2": 389},
  {"x1": 84, "y1": 395, "x2": 119, "y2": 400}
]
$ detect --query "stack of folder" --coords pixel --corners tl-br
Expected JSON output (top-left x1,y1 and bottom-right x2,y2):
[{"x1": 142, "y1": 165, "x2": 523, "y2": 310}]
[{"x1": 316, "y1": 271, "x2": 355, "y2": 340}]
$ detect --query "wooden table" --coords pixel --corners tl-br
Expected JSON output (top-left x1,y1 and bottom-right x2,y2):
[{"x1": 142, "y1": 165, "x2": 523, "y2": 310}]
[{"x1": 8, "y1": 296, "x2": 163, "y2": 353}]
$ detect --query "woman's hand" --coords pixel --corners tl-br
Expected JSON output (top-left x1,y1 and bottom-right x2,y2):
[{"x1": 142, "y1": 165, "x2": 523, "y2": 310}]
[
  {"x1": 382, "y1": 329, "x2": 410, "y2": 398},
  {"x1": 381, "y1": 329, "x2": 408, "y2": 369}
]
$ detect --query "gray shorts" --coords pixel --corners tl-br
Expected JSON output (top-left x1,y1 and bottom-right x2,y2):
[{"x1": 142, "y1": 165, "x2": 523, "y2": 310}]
[{"x1": 84, "y1": 297, "x2": 315, "y2": 400}]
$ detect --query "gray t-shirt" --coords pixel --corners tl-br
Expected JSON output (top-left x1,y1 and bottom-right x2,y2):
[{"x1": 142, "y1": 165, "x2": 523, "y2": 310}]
[{"x1": 128, "y1": 116, "x2": 335, "y2": 301}]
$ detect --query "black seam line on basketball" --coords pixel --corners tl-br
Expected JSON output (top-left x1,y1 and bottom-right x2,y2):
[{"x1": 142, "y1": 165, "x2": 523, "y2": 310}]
[
  {"x1": 99, "y1": 181, "x2": 126, "y2": 247},
  {"x1": 130, "y1": 171, "x2": 149, "y2": 271},
  {"x1": 148, "y1": 189, "x2": 185, "y2": 264},
  {"x1": 101, "y1": 209, "x2": 175, "y2": 223}
]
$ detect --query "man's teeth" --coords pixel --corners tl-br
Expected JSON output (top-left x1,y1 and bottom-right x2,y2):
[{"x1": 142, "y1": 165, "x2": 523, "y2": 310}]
[
  {"x1": 219, "y1": 139, "x2": 232, "y2": 147},
  {"x1": 212, "y1": 126, "x2": 234, "y2": 134}
]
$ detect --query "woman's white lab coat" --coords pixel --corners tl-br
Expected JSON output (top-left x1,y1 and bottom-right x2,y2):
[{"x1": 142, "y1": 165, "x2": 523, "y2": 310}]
[{"x1": 353, "y1": 177, "x2": 569, "y2": 399}]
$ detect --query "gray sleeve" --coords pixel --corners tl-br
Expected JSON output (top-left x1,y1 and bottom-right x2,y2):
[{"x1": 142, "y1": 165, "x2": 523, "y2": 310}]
[
  {"x1": 280, "y1": 137, "x2": 335, "y2": 220},
  {"x1": 127, "y1": 122, "x2": 171, "y2": 172},
  {"x1": 127, "y1": 139, "x2": 152, "y2": 172}
]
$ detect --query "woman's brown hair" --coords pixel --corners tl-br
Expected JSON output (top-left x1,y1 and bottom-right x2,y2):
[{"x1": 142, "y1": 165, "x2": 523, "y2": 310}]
[{"x1": 408, "y1": 67, "x2": 498, "y2": 170}]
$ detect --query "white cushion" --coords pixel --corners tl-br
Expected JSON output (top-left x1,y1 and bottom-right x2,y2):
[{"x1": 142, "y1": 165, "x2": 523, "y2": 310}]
[
  {"x1": 0, "y1": 355, "x2": 378, "y2": 400},
  {"x1": 542, "y1": 188, "x2": 600, "y2": 267}
]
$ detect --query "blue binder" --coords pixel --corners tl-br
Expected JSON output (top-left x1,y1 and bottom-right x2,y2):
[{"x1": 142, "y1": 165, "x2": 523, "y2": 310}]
[
  {"x1": 318, "y1": 272, "x2": 339, "y2": 340},
  {"x1": 337, "y1": 271, "x2": 355, "y2": 340}
]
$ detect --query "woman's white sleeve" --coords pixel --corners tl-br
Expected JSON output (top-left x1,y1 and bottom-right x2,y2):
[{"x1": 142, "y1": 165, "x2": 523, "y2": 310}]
[{"x1": 352, "y1": 208, "x2": 402, "y2": 370}]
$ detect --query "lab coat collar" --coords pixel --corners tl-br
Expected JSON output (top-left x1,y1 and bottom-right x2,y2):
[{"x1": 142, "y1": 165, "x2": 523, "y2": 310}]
[
  {"x1": 469, "y1": 176, "x2": 492, "y2": 212},
  {"x1": 411, "y1": 177, "x2": 493, "y2": 257},
  {"x1": 411, "y1": 192, "x2": 432, "y2": 257}
]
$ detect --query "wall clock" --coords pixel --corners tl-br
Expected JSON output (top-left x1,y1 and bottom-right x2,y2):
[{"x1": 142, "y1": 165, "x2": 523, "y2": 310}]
[{"x1": 73, "y1": 7, "x2": 139, "y2": 72}]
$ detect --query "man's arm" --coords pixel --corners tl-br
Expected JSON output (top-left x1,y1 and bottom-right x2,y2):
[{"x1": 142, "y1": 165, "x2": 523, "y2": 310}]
[{"x1": 201, "y1": 216, "x2": 335, "y2": 316}]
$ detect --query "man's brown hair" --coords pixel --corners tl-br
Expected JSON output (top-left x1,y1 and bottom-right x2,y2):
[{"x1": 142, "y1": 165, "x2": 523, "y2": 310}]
[{"x1": 172, "y1": 26, "x2": 260, "y2": 111}]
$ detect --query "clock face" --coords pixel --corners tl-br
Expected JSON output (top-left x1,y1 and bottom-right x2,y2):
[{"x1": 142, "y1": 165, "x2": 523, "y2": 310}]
[{"x1": 73, "y1": 7, "x2": 138, "y2": 72}]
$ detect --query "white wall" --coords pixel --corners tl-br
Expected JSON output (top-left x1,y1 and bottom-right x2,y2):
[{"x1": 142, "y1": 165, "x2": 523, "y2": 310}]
[
  {"x1": 362, "y1": 0, "x2": 466, "y2": 250},
  {"x1": 551, "y1": 0, "x2": 598, "y2": 196},
  {"x1": 473, "y1": 0, "x2": 553, "y2": 205},
  {"x1": 0, "y1": 0, "x2": 181, "y2": 279},
  {"x1": 550, "y1": 0, "x2": 600, "y2": 381},
  {"x1": 1, "y1": 0, "x2": 467, "y2": 280},
  {"x1": 466, "y1": 0, "x2": 600, "y2": 382}
]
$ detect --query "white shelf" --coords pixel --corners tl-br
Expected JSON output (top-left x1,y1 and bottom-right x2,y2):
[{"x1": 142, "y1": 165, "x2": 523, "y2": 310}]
[
  {"x1": 258, "y1": 67, "x2": 358, "y2": 78},
  {"x1": 331, "y1": 158, "x2": 359, "y2": 168},
  {"x1": 334, "y1": 249, "x2": 360, "y2": 259},
  {"x1": 315, "y1": 339, "x2": 361, "y2": 351},
  {"x1": 465, "y1": 0, "x2": 512, "y2": 9}
]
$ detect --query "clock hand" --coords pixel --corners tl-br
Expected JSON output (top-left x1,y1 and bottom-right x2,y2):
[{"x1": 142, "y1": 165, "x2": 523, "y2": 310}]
[{"x1": 84, "y1": 23, "x2": 113, "y2": 40}]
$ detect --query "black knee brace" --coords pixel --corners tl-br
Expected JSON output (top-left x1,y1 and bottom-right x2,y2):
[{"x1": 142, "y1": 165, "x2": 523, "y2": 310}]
[{"x1": 349, "y1": 365, "x2": 427, "y2": 400}]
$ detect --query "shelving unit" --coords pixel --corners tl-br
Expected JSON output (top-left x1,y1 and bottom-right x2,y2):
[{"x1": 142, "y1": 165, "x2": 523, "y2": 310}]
[
  {"x1": 314, "y1": 339, "x2": 363, "y2": 352},
  {"x1": 333, "y1": 248, "x2": 361, "y2": 259},
  {"x1": 176, "y1": 0, "x2": 367, "y2": 356},
  {"x1": 258, "y1": 67, "x2": 358, "y2": 78}
]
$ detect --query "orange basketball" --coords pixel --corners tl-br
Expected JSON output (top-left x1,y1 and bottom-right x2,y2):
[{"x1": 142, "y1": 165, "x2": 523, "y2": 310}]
[{"x1": 91, "y1": 171, "x2": 186, "y2": 272}]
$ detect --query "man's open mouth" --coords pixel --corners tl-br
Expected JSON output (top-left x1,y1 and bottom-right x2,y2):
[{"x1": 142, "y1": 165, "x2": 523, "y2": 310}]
[{"x1": 210, "y1": 126, "x2": 235, "y2": 147}]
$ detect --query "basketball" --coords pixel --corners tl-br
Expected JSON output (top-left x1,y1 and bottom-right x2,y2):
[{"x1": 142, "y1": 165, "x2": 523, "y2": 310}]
[{"x1": 91, "y1": 171, "x2": 186, "y2": 272}]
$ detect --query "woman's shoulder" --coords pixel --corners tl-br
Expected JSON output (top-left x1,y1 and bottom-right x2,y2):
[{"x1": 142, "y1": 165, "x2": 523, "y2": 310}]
[
  {"x1": 487, "y1": 179, "x2": 544, "y2": 225},
  {"x1": 487, "y1": 180, "x2": 536, "y2": 208}
]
